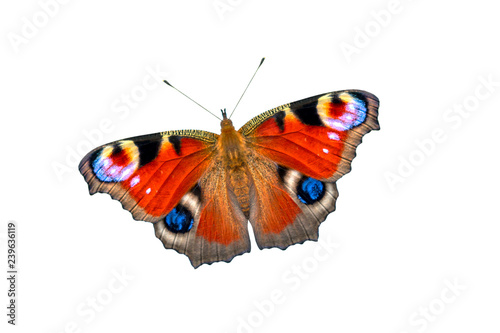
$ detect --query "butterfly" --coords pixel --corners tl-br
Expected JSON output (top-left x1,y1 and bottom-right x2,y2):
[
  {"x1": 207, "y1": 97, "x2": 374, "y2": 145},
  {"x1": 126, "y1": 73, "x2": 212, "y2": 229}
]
[{"x1": 79, "y1": 81, "x2": 379, "y2": 268}]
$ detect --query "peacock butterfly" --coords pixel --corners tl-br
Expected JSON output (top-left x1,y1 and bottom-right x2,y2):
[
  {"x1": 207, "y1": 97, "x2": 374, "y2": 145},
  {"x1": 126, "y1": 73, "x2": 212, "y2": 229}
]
[{"x1": 79, "y1": 61, "x2": 380, "y2": 267}]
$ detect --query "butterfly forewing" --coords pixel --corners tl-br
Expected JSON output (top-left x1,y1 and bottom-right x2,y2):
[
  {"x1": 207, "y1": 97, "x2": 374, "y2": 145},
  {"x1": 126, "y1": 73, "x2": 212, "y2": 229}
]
[
  {"x1": 240, "y1": 90, "x2": 379, "y2": 182},
  {"x1": 79, "y1": 129, "x2": 217, "y2": 222}
]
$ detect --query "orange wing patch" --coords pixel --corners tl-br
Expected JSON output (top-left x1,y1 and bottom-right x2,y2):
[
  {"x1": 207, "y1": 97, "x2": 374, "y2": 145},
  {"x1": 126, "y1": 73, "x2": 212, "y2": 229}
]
[
  {"x1": 247, "y1": 152, "x2": 301, "y2": 237},
  {"x1": 196, "y1": 158, "x2": 249, "y2": 245}
]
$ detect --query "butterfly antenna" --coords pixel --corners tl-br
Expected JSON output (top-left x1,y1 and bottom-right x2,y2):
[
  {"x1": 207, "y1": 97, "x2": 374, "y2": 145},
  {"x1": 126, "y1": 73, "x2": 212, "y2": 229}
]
[
  {"x1": 163, "y1": 80, "x2": 222, "y2": 121},
  {"x1": 228, "y1": 57, "x2": 265, "y2": 119}
]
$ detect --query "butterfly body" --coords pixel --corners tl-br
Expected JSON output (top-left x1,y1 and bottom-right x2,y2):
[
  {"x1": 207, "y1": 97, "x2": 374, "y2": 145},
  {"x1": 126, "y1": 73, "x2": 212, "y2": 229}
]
[
  {"x1": 218, "y1": 115, "x2": 252, "y2": 217},
  {"x1": 80, "y1": 90, "x2": 379, "y2": 267}
]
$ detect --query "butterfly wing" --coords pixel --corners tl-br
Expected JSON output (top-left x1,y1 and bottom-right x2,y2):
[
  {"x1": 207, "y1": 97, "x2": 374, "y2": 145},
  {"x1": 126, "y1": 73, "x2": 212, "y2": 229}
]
[
  {"x1": 79, "y1": 129, "x2": 250, "y2": 267},
  {"x1": 240, "y1": 90, "x2": 379, "y2": 249},
  {"x1": 154, "y1": 159, "x2": 251, "y2": 268}
]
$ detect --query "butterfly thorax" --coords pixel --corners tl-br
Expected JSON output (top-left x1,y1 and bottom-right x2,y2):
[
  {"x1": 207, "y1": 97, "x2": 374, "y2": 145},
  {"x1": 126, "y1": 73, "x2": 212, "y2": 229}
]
[
  {"x1": 219, "y1": 118, "x2": 244, "y2": 163},
  {"x1": 219, "y1": 118, "x2": 251, "y2": 218}
]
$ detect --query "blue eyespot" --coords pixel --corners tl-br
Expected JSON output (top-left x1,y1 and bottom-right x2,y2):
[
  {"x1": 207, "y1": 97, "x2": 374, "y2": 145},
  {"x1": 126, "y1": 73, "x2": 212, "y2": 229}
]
[
  {"x1": 164, "y1": 205, "x2": 194, "y2": 233},
  {"x1": 297, "y1": 177, "x2": 325, "y2": 205}
]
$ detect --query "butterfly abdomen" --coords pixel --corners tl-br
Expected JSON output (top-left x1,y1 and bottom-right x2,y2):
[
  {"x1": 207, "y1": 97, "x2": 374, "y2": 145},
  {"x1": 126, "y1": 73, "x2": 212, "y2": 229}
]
[{"x1": 228, "y1": 166, "x2": 251, "y2": 218}]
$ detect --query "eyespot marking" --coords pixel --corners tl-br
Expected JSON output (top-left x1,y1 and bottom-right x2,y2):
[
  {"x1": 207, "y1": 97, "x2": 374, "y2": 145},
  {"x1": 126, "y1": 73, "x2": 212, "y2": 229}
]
[
  {"x1": 297, "y1": 177, "x2": 325, "y2": 205},
  {"x1": 92, "y1": 141, "x2": 139, "y2": 182},
  {"x1": 164, "y1": 205, "x2": 194, "y2": 233}
]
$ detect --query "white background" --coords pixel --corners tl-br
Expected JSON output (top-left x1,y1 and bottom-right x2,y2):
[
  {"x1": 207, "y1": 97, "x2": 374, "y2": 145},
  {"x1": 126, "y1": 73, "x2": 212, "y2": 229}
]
[{"x1": 1, "y1": 0, "x2": 499, "y2": 332}]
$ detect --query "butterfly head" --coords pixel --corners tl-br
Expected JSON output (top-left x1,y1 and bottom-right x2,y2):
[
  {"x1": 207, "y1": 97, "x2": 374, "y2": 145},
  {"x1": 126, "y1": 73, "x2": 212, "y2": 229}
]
[{"x1": 220, "y1": 108, "x2": 235, "y2": 132}]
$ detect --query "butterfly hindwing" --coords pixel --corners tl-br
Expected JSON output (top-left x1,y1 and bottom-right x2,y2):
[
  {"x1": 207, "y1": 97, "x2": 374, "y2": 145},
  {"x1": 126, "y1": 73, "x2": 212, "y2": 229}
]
[
  {"x1": 263, "y1": 166, "x2": 338, "y2": 248},
  {"x1": 245, "y1": 153, "x2": 339, "y2": 250},
  {"x1": 153, "y1": 181, "x2": 251, "y2": 268}
]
